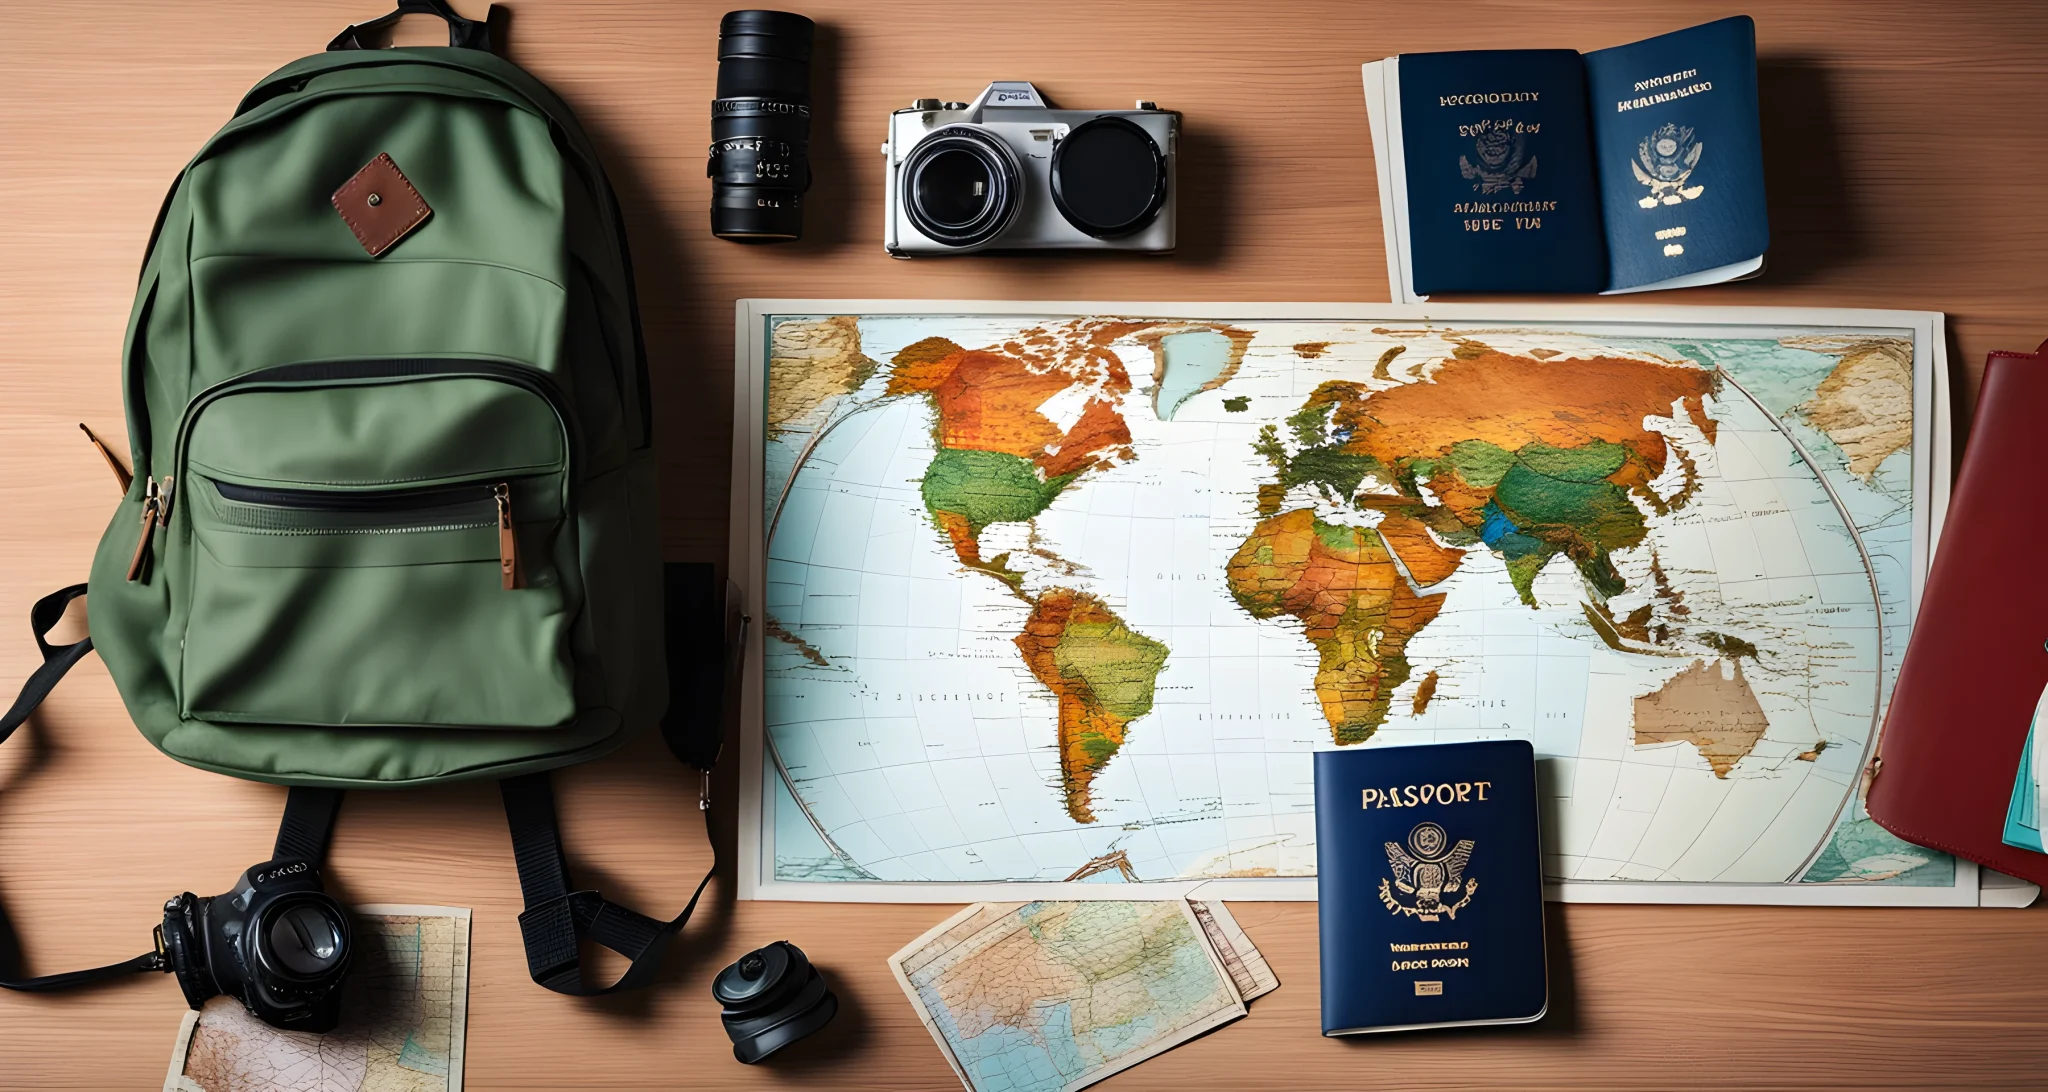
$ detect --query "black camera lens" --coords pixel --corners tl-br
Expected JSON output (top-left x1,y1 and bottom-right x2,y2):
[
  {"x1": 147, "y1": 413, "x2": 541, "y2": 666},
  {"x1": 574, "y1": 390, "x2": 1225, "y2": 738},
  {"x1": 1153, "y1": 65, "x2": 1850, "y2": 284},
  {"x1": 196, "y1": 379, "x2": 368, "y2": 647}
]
[
  {"x1": 1051, "y1": 116, "x2": 1169, "y2": 238},
  {"x1": 709, "y1": 10, "x2": 814, "y2": 241},
  {"x1": 715, "y1": 941, "x2": 838, "y2": 1064},
  {"x1": 261, "y1": 899, "x2": 348, "y2": 978},
  {"x1": 902, "y1": 126, "x2": 1021, "y2": 248}
]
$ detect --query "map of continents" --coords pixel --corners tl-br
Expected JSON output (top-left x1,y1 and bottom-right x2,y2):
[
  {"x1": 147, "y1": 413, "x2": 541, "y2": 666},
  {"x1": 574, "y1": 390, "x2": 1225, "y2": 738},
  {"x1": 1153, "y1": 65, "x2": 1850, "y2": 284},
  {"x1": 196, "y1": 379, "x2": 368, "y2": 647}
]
[{"x1": 760, "y1": 315, "x2": 1941, "y2": 889}]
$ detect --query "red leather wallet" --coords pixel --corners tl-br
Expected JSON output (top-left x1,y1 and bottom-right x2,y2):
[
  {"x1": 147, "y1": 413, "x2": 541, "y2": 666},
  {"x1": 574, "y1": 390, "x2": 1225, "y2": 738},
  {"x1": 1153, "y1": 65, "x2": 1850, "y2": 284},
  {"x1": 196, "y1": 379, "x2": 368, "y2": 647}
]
[{"x1": 1869, "y1": 339, "x2": 2048, "y2": 885}]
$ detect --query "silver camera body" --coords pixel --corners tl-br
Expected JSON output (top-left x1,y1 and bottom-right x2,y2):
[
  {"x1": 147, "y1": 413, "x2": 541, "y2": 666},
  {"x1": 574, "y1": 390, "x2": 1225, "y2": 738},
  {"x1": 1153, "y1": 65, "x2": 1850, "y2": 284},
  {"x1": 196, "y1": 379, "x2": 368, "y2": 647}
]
[{"x1": 883, "y1": 82, "x2": 1178, "y2": 255}]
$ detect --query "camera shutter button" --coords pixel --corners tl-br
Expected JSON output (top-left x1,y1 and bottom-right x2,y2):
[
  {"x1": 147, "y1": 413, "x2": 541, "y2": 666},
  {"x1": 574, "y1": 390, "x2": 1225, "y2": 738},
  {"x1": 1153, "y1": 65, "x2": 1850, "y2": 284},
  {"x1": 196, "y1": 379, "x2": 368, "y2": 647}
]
[{"x1": 912, "y1": 98, "x2": 942, "y2": 110}]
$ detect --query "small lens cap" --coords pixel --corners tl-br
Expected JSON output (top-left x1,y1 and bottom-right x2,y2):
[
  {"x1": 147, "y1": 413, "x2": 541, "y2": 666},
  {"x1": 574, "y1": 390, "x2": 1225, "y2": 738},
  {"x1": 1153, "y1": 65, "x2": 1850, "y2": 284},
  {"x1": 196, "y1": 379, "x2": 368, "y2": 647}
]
[
  {"x1": 255, "y1": 896, "x2": 351, "y2": 981},
  {"x1": 714, "y1": 942, "x2": 795, "y2": 1006}
]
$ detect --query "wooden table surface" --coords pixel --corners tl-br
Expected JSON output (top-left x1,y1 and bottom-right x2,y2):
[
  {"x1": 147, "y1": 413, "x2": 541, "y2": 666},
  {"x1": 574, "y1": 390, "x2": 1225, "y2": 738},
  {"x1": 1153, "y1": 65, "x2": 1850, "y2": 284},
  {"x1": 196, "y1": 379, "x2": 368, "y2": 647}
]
[{"x1": 5, "y1": 1, "x2": 2048, "y2": 1088}]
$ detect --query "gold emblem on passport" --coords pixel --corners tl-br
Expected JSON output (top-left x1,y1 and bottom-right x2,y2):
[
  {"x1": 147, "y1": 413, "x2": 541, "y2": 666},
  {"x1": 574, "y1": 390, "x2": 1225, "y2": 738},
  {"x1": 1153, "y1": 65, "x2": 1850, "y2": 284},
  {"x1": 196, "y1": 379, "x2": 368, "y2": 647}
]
[
  {"x1": 1631, "y1": 122, "x2": 1705, "y2": 208},
  {"x1": 1457, "y1": 119, "x2": 1539, "y2": 195},
  {"x1": 1380, "y1": 821, "x2": 1477, "y2": 921}
]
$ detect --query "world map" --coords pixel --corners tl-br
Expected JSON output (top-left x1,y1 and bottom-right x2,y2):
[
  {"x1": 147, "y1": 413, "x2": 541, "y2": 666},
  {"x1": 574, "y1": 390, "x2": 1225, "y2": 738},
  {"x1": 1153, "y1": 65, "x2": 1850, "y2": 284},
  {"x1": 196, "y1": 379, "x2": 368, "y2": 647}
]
[{"x1": 757, "y1": 313, "x2": 1947, "y2": 891}]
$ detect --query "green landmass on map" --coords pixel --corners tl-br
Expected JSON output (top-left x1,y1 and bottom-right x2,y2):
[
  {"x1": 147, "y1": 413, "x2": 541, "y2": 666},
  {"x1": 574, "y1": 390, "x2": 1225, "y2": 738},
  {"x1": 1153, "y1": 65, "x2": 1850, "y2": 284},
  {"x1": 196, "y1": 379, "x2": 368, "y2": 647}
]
[
  {"x1": 922, "y1": 448, "x2": 1078, "y2": 534},
  {"x1": 1017, "y1": 590, "x2": 1170, "y2": 821},
  {"x1": 888, "y1": 323, "x2": 1186, "y2": 823},
  {"x1": 1239, "y1": 349, "x2": 1721, "y2": 746}
]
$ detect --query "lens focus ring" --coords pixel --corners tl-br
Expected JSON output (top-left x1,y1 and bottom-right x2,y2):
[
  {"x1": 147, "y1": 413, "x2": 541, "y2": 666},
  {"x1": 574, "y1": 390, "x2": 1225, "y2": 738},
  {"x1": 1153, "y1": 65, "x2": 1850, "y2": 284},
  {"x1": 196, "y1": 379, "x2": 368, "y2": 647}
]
[{"x1": 901, "y1": 126, "x2": 1022, "y2": 249}]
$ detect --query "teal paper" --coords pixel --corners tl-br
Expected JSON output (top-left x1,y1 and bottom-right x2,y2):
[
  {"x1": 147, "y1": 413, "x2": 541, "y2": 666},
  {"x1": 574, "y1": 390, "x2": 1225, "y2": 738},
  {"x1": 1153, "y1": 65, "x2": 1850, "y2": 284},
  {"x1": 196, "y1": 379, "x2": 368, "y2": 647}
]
[{"x1": 2005, "y1": 723, "x2": 2043, "y2": 853}]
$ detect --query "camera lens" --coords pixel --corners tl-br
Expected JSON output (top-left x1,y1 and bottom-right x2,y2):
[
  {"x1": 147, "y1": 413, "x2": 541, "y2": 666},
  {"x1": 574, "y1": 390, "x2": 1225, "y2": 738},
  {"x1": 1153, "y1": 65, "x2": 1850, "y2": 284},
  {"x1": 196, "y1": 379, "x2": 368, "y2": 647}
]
[
  {"x1": 715, "y1": 942, "x2": 839, "y2": 1064},
  {"x1": 902, "y1": 127, "x2": 1021, "y2": 248},
  {"x1": 263, "y1": 901, "x2": 347, "y2": 978},
  {"x1": 257, "y1": 899, "x2": 348, "y2": 980},
  {"x1": 709, "y1": 10, "x2": 814, "y2": 241},
  {"x1": 1051, "y1": 116, "x2": 1168, "y2": 238}
]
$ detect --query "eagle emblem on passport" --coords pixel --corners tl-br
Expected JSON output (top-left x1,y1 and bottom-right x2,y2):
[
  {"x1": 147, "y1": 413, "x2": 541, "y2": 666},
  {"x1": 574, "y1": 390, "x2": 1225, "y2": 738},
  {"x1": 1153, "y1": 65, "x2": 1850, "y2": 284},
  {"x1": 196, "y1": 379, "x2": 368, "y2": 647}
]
[
  {"x1": 1380, "y1": 822, "x2": 1477, "y2": 921},
  {"x1": 1458, "y1": 121, "x2": 1538, "y2": 195},
  {"x1": 1631, "y1": 122, "x2": 1705, "y2": 208}
]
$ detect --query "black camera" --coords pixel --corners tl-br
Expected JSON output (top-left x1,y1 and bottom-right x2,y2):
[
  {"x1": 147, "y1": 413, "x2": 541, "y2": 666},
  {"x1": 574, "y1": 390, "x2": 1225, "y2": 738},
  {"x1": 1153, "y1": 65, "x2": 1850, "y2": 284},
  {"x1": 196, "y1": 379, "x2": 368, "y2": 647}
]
[
  {"x1": 159, "y1": 857, "x2": 353, "y2": 1032},
  {"x1": 709, "y1": 10, "x2": 815, "y2": 241},
  {"x1": 713, "y1": 940, "x2": 838, "y2": 1063}
]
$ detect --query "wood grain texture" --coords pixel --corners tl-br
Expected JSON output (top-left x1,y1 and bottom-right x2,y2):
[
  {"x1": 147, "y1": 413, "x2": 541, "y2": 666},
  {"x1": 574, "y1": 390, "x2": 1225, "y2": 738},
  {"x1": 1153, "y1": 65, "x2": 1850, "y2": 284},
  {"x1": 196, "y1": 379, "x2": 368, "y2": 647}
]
[{"x1": 3, "y1": 1, "x2": 2048, "y2": 1087}]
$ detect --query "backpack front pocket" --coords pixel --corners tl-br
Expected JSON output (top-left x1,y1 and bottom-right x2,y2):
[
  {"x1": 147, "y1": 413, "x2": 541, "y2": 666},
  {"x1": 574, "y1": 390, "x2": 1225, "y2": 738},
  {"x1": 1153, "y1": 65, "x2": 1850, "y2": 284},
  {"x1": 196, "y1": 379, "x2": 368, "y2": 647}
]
[{"x1": 170, "y1": 362, "x2": 580, "y2": 729}]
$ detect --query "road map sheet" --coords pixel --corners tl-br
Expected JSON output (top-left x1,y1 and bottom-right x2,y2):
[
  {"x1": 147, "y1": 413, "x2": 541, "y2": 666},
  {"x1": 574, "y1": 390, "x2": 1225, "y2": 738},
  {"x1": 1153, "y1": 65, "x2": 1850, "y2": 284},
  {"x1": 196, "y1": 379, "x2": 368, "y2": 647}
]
[
  {"x1": 890, "y1": 900, "x2": 1275, "y2": 1092},
  {"x1": 735, "y1": 302, "x2": 1975, "y2": 906},
  {"x1": 164, "y1": 905, "x2": 470, "y2": 1092}
]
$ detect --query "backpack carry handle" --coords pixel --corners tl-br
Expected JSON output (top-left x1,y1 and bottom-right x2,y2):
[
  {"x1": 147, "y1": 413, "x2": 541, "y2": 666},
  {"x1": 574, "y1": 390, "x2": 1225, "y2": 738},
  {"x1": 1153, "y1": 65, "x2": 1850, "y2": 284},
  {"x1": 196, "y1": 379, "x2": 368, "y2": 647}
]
[{"x1": 327, "y1": 0, "x2": 496, "y2": 53}]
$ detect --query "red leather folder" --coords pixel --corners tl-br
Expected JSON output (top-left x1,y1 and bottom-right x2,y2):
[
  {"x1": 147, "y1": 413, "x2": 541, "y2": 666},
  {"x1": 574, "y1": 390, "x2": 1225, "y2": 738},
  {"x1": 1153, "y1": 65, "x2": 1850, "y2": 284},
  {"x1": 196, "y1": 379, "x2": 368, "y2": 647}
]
[{"x1": 1870, "y1": 339, "x2": 2048, "y2": 885}]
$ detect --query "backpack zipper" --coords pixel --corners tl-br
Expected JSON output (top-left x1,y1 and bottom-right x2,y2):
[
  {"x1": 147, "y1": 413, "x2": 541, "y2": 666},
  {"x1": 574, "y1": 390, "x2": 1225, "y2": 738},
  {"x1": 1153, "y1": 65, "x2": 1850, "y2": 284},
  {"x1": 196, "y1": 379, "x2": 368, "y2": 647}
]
[
  {"x1": 125, "y1": 476, "x2": 166, "y2": 581},
  {"x1": 129, "y1": 358, "x2": 575, "y2": 585},
  {"x1": 206, "y1": 477, "x2": 523, "y2": 590},
  {"x1": 494, "y1": 482, "x2": 521, "y2": 590}
]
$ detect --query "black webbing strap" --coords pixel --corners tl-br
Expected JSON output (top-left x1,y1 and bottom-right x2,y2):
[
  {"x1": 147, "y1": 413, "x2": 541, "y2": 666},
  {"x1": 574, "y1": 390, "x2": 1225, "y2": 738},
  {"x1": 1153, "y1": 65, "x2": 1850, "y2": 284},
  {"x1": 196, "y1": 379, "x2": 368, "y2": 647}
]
[
  {"x1": 0, "y1": 584, "x2": 166, "y2": 992},
  {"x1": 273, "y1": 786, "x2": 345, "y2": 864},
  {"x1": 0, "y1": 949, "x2": 166, "y2": 994},
  {"x1": 501, "y1": 772, "x2": 715, "y2": 995},
  {"x1": 0, "y1": 585, "x2": 92, "y2": 748},
  {"x1": 1, "y1": 782, "x2": 341, "y2": 996},
  {"x1": 498, "y1": 562, "x2": 738, "y2": 997}
]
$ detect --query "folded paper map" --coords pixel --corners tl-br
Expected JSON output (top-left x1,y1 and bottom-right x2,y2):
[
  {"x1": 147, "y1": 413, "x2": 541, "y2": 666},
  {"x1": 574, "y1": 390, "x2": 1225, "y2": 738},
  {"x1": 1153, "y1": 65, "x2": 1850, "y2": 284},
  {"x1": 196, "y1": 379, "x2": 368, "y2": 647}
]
[
  {"x1": 890, "y1": 900, "x2": 1275, "y2": 1092},
  {"x1": 164, "y1": 905, "x2": 471, "y2": 1092}
]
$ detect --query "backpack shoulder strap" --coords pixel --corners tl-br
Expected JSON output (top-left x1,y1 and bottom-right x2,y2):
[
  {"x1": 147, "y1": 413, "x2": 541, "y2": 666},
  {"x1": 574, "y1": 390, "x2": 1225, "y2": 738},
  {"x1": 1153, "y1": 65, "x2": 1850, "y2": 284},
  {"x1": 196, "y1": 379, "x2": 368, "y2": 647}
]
[
  {"x1": 499, "y1": 562, "x2": 740, "y2": 995},
  {"x1": 500, "y1": 772, "x2": 715, "y2": 995}
]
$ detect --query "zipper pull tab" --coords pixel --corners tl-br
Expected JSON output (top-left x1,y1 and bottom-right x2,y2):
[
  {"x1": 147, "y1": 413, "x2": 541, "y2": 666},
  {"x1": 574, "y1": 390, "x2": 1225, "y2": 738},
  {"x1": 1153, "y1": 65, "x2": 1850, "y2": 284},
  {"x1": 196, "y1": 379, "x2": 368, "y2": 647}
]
[
  {"x1": 79, "y1": 423, "x2": 133, "y2": 494},
  {"x1": 158, "y1": 475, "x2": 174, "y2": 524},
  {"x1": 495, "y1": 482, "x2": 521, "y2": 590},
  {"x1": 126, "y1": 478, "x2": 162, "y2": 582}
]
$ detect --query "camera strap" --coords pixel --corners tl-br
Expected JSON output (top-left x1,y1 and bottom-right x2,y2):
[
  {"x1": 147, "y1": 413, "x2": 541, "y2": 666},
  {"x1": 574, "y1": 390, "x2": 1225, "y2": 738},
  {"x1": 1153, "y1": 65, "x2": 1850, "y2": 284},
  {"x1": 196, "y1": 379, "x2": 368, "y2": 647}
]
[
  {"x1": 0, "y1": 584, "x2": 166, "y2": 992},
  {"x1": 497, "y1": 563, "x2": 741, "y2": 996},
  {"x1": 0, "y1": 781, "x2": 342, "y2": 996}
]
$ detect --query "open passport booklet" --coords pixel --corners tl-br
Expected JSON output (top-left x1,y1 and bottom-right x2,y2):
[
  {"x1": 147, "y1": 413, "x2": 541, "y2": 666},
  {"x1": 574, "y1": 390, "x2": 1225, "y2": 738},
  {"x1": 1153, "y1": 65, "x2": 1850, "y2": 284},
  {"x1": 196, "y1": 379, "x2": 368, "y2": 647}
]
[{"x1": 1364, "y1": 16, "x2": 1768, "y2": 300}]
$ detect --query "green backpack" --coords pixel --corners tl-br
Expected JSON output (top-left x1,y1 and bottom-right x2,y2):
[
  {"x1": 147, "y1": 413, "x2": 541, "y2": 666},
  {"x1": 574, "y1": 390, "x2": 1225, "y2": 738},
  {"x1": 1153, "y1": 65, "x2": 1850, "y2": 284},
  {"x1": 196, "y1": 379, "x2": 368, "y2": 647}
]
[{"x1": 0, "y1": 2, "x2": 728, "y2": 1006}]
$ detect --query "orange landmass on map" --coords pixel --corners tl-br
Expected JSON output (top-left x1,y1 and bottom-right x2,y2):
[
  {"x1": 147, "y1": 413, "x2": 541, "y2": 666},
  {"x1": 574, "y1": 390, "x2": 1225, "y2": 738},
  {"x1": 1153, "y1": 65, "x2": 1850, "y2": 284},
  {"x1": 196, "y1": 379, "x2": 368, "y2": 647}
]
[
  {"x1": 1318, "y1": 350, "x2": 1718, "y2": 508},
  {"x1": 1015, "y1": 589, "x2": 1170, "y2": 823},
  {"x1": 1632, "y1": 658, "x2": 1771, "y2": 777},
  {"x1": 1225, "y1": 508, "x2": 1447, "y2": 745},
  {"x1": 1374, "y1": 513, "x2": 1465, "y2": 585},
  {"x1": 888, "y1": 322, "x2": 1151, "y2": 479}
]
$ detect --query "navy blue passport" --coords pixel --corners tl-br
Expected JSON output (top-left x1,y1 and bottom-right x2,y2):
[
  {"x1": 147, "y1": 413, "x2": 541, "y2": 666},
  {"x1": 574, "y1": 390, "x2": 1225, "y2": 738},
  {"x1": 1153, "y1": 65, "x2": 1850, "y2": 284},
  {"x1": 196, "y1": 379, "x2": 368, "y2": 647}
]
[
  {"x1": 1366, "y1": 17, "x2": 1766, "y2": 297},
  {"x1": 1396, "y1": 50, "x2": 1607, "y2": 296},
  {"x1": 1315, "y1": 740, "x2": 1546, "y2": 1035},
  {"x1": 1584, "y1": 16, "x2": 1768, "y2": 291}
]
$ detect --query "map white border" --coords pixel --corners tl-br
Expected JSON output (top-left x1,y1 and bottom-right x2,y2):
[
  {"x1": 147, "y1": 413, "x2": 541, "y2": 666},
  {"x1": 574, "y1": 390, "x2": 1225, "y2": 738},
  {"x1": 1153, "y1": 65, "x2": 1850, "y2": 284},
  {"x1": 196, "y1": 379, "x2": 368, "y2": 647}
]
[{"x1": 731, "y1": 300, "x2": 1985, "y2": 907}]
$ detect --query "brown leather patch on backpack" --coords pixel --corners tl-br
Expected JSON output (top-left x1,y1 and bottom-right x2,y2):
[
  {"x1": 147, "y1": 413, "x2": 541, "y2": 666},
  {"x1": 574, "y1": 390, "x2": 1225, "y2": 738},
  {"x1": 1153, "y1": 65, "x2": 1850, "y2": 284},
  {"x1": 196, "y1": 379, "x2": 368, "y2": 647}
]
[{"x1": 331, "y1": 153, "x2": 432, "y2": 257}]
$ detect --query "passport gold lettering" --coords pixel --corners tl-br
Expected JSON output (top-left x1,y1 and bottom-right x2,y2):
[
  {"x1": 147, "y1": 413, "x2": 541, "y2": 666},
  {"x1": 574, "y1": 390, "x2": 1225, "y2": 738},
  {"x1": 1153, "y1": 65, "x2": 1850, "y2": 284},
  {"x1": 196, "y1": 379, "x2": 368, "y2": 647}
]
[
  {"x1": 1451, "y1": 200, "x2": 1556, "y2": 214},
  {"x1": 1632, "y1": 68, "x2": 1698, "y2": 92},
  {"x1": 1437, "y1": 92, "x2": 1540, "y2": 106},
  {"x1": 1616, "y1": 78, "x2": 1713, "y2": 113},
  {"x1": 1361, "y1": 781, "x2": 1490, "y2": 808},
  {"x1": 1457, "y1": 119, "x2": 1540, "y2": 138}
]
